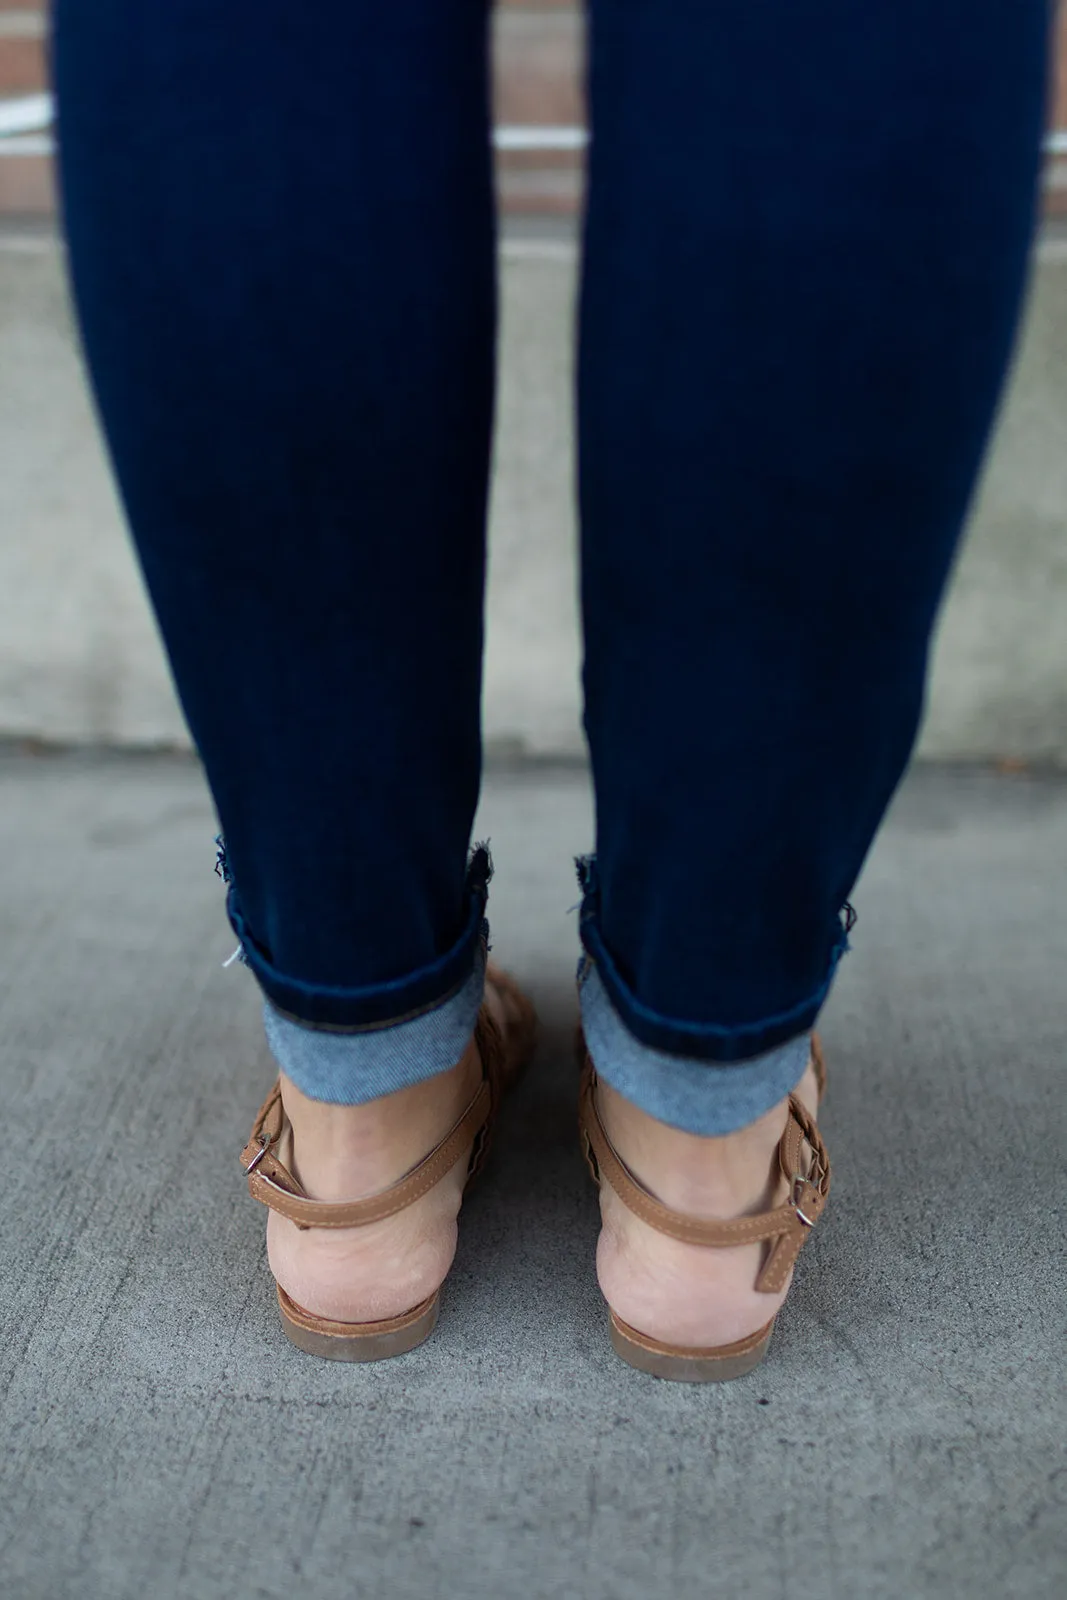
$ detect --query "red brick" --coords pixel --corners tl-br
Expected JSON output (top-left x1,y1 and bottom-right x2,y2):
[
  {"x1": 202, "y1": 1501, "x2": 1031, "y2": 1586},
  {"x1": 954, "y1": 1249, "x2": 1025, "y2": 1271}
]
[
  {"x1": 0, "y1": 34, "x2": 46, "y2": 94},
  {"x1": 2, "y1": 0, "x2": 1060, "y2": 225},
  {"x1": 493, "y1": 8, "x2": 584, "y2": 128},
  {"x1": 1053, "y1": 2, "x2": 1067, "y2": 130},
  {"x1": 0, "y1": 153, "x2": 54, "y2": 215},
  {"x1": 497, "y1": 164, "x2": 584, "y2": 217}
]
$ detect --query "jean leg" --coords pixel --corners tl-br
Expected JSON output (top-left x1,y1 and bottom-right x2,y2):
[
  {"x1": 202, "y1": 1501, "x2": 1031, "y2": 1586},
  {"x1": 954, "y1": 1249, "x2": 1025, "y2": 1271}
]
[
  {"x1": 578, "y1": 0, "x2": 1049, "y2": 1121},
  {"x1": 53, "y1": 2, "x2": 497, "y2": 1051}
]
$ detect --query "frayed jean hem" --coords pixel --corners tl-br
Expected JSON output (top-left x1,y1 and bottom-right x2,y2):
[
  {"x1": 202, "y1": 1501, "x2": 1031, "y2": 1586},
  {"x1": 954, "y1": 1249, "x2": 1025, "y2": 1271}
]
[
  {"x1": 221, "y1": 843, "x2": 492, "y2": 1030},
  {"x1": 578, "y1": 958, "x2": 812, "y2": 1135},
  {"x1": 264, "y1": 942, "x2": 487, "y2": 1105},
  {"x1": 575, "y1": 854, "x2": 848, "y2": 1063}
]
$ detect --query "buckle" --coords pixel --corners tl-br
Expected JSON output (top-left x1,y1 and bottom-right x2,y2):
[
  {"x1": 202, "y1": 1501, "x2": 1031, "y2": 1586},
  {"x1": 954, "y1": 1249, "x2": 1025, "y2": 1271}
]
[
  {"x1": 791, "y1": 1172, "x2": 817, "y2": 1227},
  {"x1": 791, "y1": 1145, "x2": 827, "y2": 1227},
  {"x1": 245, "y1": 1131, "x2": 274, "y2": 1176}
]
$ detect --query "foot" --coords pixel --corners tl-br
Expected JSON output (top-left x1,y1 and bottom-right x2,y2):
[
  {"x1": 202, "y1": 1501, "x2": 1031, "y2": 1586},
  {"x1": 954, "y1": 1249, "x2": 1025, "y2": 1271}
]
[
  {"x1": 266, "y1": 976, "x2": 517, "y2": 1324},
  {"x1": 593, "y1": 1058, "x2": 821, "y2": 1348}
]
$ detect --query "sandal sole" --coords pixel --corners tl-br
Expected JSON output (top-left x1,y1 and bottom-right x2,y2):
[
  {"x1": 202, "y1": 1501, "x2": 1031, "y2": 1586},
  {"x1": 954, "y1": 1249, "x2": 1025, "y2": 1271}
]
[
  {"x1": 261, "y1": 967, "x2": 536, "y2": 1365},
  {"x1": 609, "y1": 1309, "x2": 775, "y2": 1383},
  {"x1": 277, "y1": 1285, "x2": 440, "y2": 1363},
  {"x1": 587, "y1": 1035, "x2": 827, "y2": 1382}
]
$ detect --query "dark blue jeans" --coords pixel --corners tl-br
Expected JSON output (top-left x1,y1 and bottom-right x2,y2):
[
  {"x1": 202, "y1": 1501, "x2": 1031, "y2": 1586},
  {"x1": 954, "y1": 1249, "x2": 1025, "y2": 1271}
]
[{"x1": 52, "y1": 3, "x2": 1049, "y2": 1091}]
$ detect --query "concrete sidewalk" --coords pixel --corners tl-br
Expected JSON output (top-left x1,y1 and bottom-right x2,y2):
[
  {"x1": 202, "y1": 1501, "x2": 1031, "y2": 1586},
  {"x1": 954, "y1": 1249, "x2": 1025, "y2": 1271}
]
[{"x1": 0, "y1": 752, "x2": 1064, "y2": 1599}]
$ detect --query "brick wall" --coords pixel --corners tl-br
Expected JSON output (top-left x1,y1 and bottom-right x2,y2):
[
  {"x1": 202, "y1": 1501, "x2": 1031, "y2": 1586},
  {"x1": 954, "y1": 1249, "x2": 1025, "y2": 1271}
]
[
  {"x1": 495, "y1": 1, "x2": 584, "y2": 216},
  {"x1": 0, "y1": 0, "x2": 1064, "y2": 222},
  {"x1": 0, "y1": 1, "x2": 51, "y2": 214}
]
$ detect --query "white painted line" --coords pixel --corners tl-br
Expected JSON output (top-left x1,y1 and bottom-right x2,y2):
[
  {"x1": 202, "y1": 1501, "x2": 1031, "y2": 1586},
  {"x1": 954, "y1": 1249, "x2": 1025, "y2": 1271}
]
[
  {"x1": 0, "y1": 14, "x2": 46, "y2": 39},
  {"x1": 0, "y1": 110, "x2": 584, "y2": 153},
  {"x1": 1037, "y1": 236, "x2": 1067, "y2": 264},
  {"x1": 0, "y1": 94, "x2": 53, "y2": 137},
  {"x1": 2, "y1": 228, "x2": 1063, "y2": 267},
  {"x1": 0, "y1": 95, "x2": 1063, "y2": 163},
  {"x1": 0, "y1": 135, "x2": 51, "y2": 155},
  {"x1": 0, "y1": 233, "x2": 56, "y2": 253},
  {"x1": 500, "y1": 238, "x2": 578, "y2": 262},
  {"x1": 494, "y1": 126, "x2": 588, "y2": 152}
]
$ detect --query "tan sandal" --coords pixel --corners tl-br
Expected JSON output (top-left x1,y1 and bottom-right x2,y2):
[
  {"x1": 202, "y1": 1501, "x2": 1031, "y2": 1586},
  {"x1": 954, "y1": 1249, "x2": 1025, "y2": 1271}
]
[
  {"x1": 578, "y1": 1035, "x2": 830, "y2": 1382},
  {"x1": 240, "y1": 963, "x2": 537, "y2": 1362}
]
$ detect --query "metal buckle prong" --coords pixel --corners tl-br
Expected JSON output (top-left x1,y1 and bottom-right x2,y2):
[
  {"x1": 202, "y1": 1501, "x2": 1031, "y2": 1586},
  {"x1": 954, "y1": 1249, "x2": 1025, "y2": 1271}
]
[
  {"x1": 791, "y1": 1172, "x2": 815, "y2": 1228},
  {"x1": 245, "y1": 1131, "x2": 274, "y2": 1176}
]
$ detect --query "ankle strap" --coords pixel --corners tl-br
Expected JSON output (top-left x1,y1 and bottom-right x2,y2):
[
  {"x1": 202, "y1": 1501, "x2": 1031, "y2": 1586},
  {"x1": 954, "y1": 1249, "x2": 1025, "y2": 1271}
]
[
  {"x1": 578, "y1": 1059, "x2": 830, "y2": 1295},
  {"x1": 240, "y1": 1028, "x2": 496, "y2": 1231}
]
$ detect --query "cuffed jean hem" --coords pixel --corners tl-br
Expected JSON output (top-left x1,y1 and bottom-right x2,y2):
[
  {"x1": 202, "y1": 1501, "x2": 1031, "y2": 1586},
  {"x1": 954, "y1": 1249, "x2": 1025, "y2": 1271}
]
[
  {"x1": 575, "y1": 855, "x2": 849, "y2": 1063},
  {"x1": 221, "y1": 843, "x2": 492, "y2": 1030},
  {"x1": 578, "y1": 958, "x2": 811, "y2": 1135},
  {"x1": 264, "y1": 940, "x2": 487, "y2": 1105}
]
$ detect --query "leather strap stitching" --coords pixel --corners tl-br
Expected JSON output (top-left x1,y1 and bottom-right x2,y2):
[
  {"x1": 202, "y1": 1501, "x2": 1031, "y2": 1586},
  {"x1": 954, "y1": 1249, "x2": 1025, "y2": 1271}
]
[
  {"x1": 577, "y1": 1059, "x2": 830, "y2": 1290},
  {"x1": 238, "y1": 977, "x2": 534, "y2": 1232},
  {"x1": 241, "y1": 1064, "x2": 492, "y2": 1230}
]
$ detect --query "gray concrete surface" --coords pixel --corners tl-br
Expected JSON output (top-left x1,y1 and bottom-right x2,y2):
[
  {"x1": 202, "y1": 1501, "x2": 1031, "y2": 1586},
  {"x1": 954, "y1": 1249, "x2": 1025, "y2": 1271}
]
[
  {"x1": 0, "y1": 230, "x2": 185, "y2": 745},
  {"x1": 2, "y1": 227, "x2": 1067, "y2": 761},
  {"x1": 0, "y1": 753, "x2": 1064, "y2": 1599},
  {"x1": 923, "y1": 236, "x2": 1067, "y2": 763}
]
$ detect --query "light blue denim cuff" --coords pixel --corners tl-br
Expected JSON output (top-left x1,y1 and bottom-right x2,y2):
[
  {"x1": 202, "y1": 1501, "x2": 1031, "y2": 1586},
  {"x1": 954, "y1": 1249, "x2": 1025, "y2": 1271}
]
[
  {"x1": 263, "y1": 943, "x2": 486, "y2": 1105},
  {"x1": 578, "y1": 959, "x2": 811, "y2": 1135}
]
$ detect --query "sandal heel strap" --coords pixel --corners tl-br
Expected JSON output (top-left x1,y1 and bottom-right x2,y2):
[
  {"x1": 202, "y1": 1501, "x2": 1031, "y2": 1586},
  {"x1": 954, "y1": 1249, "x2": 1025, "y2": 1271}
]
[
  {"x1": 577, "y1": 1057, "x2": 830, "y2": 1294},
  {"x1": 240, "y1": 1036, "x2": 492, "y2": 1230}
]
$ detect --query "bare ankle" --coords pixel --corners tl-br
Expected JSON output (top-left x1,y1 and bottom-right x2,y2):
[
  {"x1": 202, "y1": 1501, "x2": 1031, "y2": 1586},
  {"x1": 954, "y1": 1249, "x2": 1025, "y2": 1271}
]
[
  {"x1": 595, "y1": 1077, "x2": 803, "y2": 1219},
  {"x1": 278, "y1": 1042, "x2": 483, "y2": 1201},
  {"x1": 265, "y1": 1043, "x2": 483, "y2": 1322}
]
